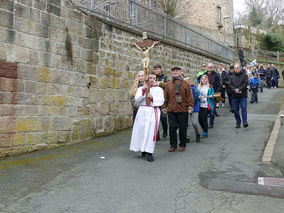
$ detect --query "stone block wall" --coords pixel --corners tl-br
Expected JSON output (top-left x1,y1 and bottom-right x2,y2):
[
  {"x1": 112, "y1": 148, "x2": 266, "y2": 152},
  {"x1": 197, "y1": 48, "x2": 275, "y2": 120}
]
[{"x1": 0, "y1": 0, "x2": 231, "y2": 158}]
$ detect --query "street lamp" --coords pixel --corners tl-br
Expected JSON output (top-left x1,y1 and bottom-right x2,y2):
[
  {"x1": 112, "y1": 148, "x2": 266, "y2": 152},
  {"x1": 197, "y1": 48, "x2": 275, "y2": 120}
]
[{"x1": 223, "y1": 16, "x2": 230, "y2": 45}]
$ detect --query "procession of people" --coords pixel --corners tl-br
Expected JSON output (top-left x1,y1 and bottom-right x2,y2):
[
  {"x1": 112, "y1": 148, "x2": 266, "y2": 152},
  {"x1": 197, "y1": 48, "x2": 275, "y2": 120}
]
[{"x1": 129, "y1": 40, "x2": 282, "y2": 162}]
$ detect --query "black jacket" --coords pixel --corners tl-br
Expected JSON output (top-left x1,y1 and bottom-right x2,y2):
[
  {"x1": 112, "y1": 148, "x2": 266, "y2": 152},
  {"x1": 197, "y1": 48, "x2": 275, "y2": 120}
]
[
  {"x1": 204, "y1": 71, "x2": 221, "y2": 93},
  {"x1": 218, "y1": 70, "x2": 227, "y2": 85},
  {"x1": 156, "y1": 73, "x2": 168, "y2": 89},
  {"x1": 223, "y1": 71, "x2": 234, "y2": 93},
  {"x1": 258, "y1": 69, "x2": 266, "y2": 80},
  {"x1": 229, "y1": 71, "x2": 248, "y2": 98},
  {"x1": 265, "y1": 68, "x2": 273, "y2": 78},
  {"x1": 272, "y1": 68, "x2": 279, "y2": 78}
]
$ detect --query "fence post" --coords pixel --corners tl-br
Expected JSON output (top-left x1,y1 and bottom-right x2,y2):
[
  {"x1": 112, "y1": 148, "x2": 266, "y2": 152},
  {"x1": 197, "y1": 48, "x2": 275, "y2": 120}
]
[
  {"x1": 184, "y1": 28, "x2": 187, "y2": 44},
  {"x1": 135, "y1": 0, "x2": 138, "y2": 26},
  {"x1": 252, "y1": 47, "x2": 255, "y2": 59},
  {"x1": 91, "y1": 0, "x2": 94, "y2": 11},
  {"x1": 163, "y1": 13, "x2": 167, "y2": 40},
  {"x1": 277, "y1": 51, "x2": 279, "y2": 62}
]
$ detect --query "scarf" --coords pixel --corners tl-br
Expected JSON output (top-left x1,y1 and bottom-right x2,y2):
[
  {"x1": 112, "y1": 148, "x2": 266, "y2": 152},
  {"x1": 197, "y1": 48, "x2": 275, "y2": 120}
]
[{"x1": 172, "y1": 76, "x2": 182, "y2": 103}]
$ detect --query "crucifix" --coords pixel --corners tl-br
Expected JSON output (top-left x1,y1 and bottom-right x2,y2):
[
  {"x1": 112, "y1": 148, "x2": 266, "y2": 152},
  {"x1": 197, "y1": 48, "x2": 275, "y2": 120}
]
[{"x1": 131, "y1": 31, "x2": 160, "y2": 104}]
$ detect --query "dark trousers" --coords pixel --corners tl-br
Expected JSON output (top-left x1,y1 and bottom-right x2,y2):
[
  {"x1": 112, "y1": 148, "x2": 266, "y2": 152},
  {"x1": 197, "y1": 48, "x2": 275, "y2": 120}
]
[
  {"x1": 250, "y1": 88, "x2": 258, "y2": 103},
  {"x1": 227, "y1": 92, "x2": 233, "y2": 109},
  {"x1": 220, "y1": 87, "x2": 226, "y2": 103},
  {"x1": 260, "y1": 79, "x2": 264, "y2": 92},
  {"x1": 232, "y1": 97, "x2": 247, "y2": 125},
  {"x1": 272, "y1": 76, "x2": 278, "y2": 88},
  {"x1": 209, "y1": 100, "x2": 216, "y2": 126},
  {"x1": 266, "y1": 78, "x2": 272, "y2": 88},
  {"x1": 168, "y1": 112, "x2": 188, "y2": 148},
  {"x1": 158, "y1": 111, "x2": 168, "y2": 135},
  {"x1": 198, "y1": 107, "x2": 208, "y2": 133}
]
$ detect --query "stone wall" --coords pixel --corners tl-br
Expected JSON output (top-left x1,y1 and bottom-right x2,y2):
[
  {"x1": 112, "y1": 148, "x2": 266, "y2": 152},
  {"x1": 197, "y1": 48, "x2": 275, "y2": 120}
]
[{"x1": 0, "y1": 0, "x2": 231, "y2": 158}]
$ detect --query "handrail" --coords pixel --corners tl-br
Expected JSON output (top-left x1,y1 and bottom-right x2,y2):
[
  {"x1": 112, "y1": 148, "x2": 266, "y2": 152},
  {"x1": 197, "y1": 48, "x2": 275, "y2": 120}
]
[{"x1": 71, "y1": 0, "x2": 234, "y2": 61}]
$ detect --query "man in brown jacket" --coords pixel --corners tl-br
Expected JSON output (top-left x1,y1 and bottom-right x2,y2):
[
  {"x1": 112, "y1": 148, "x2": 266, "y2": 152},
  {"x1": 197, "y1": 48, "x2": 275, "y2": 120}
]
[{"x1": 162, "y1": 66, "x2": 194, "y2": 152}]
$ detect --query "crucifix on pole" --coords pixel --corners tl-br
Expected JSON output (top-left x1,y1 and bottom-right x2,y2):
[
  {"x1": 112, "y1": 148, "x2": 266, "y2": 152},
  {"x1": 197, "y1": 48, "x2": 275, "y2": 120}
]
[{"x1": 131, "y1": 31, "x2": 160, "y2": 104}]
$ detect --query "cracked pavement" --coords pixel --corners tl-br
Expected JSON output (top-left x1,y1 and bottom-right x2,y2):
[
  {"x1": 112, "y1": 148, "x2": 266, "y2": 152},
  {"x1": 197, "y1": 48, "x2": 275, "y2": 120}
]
[{"x1": 1, "y1": 88, "x2": 284, "y2": 213}]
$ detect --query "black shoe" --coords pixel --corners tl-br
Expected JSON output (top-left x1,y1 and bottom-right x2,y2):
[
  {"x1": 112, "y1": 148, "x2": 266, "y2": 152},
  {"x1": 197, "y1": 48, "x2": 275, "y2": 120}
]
[
  {"x1": 243, "y1": 123, "x2": 249, "y2": 128},
  {"x1": 146, "y1": 153, "x2": 154, "y2": 162},
  {"x1": 235, "y1": 123, "x2": 240, "y2": 128},
  {"x1": 186, "y1": 138, "x2": 190, "y2": 143},
  {"x1": 215, "y1": 113, "x2": 220, "y2": 117},
  {"x1": 250, "y1": 100, "x2": 254, "y2": 103},
  {"x1": 162, "y1": 131, "x2": 167, "y2": 138},
  {"x1": 230, "y1": 109, "x2": 234, "y2": 113},
  {"x1": 196, "y1": 134, "x2": 200, "y2": 142},
  {"x1": 141, "y1": 152, "x2": 146, "y2": 157},
  {"x1": 208, "y1": 124, "x2": 214, "y2": 128}
]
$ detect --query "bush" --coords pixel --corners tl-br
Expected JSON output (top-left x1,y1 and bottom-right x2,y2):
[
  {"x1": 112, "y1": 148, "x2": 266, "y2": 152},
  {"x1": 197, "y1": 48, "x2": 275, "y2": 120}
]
[{"x1": 260, "y1": 33, "x2": 284, "y2": 52}]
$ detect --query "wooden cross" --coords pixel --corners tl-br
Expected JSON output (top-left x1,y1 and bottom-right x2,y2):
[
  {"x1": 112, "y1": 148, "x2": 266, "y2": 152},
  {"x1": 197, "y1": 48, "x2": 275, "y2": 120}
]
[{"x1": 131, "y1": 31, "x2": 160, "y2": 104}]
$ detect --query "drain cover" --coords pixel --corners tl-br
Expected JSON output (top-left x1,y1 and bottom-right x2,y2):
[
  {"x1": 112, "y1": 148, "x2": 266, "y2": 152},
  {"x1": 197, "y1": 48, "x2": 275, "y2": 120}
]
[{"x1": 258, "y1": 177, "x2": 284, "y2": 187}]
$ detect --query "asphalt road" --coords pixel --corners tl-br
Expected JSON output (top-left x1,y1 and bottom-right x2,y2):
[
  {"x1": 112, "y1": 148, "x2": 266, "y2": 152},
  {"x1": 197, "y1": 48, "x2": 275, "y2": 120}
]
[{"x1": 1, "y1": 88, "x2": 284, "y2": 213}]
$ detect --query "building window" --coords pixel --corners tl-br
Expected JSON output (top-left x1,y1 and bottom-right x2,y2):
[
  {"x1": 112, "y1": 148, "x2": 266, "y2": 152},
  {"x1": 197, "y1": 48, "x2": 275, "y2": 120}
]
[
  {"x1": 150, "y1": 0, "x2": 157, "y2": 9},
  {"x1": 129, "y1": 0, "x2": 136, "y2": 17},
  {"x1": 217, "y1": 6, "x2": 221, "y2": 23},
  {"x1": 104, "y1": 4, "x2": 110, "y2": 14}
]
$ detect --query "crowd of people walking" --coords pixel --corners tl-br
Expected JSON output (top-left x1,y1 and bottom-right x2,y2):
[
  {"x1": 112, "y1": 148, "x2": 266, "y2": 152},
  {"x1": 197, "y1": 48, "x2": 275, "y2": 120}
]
[{"x1": 129, "y1": 62, "x2": 283, "y2": 162}]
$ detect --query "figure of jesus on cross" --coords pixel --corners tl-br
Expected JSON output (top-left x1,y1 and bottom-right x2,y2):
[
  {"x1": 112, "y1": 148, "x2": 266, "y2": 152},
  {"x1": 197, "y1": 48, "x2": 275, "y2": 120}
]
[{"x1": 131, "y1": 31, "x2": 160, "y2": 104}]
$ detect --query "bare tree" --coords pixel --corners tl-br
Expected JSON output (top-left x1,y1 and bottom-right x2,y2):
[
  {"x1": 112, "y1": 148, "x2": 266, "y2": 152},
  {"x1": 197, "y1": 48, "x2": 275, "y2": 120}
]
[
  {"x1": 243, "y1": 0, "x2": 284, "y2": 29},
  {"x1": 158, "y1": 0, "x2": 180, "y2": 17},
  {"x1": 265, "y1": 0, "x2": 284, "y2": 27},
  {"x1": 244, "y1": 0, "x2": 267, "y2": 13}
]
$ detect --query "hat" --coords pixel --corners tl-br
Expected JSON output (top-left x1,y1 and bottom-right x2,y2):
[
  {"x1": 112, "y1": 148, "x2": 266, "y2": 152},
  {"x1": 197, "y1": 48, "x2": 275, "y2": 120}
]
[
  {"x1": 229, "y1": 65, "x2": 234, "y2": 69},
  {"x1": 171, "y1": 66, "x2": 181, "y2": 71}
]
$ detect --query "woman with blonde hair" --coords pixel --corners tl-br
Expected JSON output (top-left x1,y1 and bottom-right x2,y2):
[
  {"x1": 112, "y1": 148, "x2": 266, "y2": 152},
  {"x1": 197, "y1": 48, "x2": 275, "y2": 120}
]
[
  {"x1": 129, "y1": 71, "x2": 144, "y2": 123},
  {"x1": 197, "y1": 75, "x2": 214, "y2": 138}
]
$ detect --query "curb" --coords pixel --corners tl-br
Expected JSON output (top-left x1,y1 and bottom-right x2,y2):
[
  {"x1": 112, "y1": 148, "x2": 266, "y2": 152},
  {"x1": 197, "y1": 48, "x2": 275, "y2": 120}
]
[{"x1": 262, "y1": 109, "x2": 284, "y2": 162}]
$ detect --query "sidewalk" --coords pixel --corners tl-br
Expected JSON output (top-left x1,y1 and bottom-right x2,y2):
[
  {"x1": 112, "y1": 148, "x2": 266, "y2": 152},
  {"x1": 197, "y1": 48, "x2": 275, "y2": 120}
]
[{"x1": 272, "y1": 115, "x2": 284, "y2": 173}]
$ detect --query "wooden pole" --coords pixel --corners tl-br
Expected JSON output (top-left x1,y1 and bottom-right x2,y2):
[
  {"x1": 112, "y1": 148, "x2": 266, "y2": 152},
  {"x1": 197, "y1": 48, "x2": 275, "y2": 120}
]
[{"x1": 144, "y1": 67, "x2": 151, "y2": 105}]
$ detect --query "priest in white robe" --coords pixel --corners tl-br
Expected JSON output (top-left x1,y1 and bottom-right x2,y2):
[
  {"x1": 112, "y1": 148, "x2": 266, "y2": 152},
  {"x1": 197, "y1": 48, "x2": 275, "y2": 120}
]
[{"x1": 130, "y1": 72, "x2": 164, "y2": 162}]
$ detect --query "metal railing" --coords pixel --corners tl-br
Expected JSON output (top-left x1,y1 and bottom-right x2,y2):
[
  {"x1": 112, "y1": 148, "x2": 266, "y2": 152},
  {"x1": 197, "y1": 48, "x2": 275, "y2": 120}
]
[
  {"x1": 72, "y1": 0, "x2": 234, "y2": 61},
  {"x1": 234, "y1": 47, "x2": 284, "y2": 62}
]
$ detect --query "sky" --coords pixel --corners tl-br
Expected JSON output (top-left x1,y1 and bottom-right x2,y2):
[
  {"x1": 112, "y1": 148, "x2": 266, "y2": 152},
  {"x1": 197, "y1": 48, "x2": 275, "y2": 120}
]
[{"x1": 233, "y1": 0, "x2": 245, "y2": 17}]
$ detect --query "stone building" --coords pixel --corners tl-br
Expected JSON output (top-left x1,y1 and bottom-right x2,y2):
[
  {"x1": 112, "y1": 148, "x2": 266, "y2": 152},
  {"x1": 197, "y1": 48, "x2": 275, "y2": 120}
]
[
  {"x1": 177, "y1": 0, "x2": 234, "y2": 46},
  {"x1": 234, "y1": 24, "x2": 267, "y2": 49}
]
